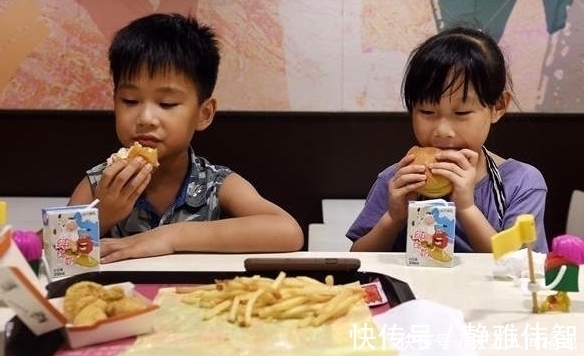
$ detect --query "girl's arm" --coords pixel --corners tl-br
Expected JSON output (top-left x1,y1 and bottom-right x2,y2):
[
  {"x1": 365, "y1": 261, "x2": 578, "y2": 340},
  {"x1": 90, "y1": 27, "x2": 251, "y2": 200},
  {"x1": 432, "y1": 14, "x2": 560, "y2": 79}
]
[
  {"x1": 456, "y1": 205, "x2": 497, "y2": 252},
  {"x1": 349, "y1": 211, "x2": 405, "y2": 251},
  {"x1": 348, "y1": 159, "x2": 425, "y2": 252}
]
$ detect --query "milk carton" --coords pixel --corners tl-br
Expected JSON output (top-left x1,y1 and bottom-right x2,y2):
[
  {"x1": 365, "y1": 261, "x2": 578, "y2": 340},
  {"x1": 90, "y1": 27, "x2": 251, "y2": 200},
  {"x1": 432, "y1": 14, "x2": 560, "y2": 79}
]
[
  {"x1": 42, "y1": 204, "x2": 100, "y2": 279},
  {"x1": 406, "y1": 199, "x2": 456, "y2": 267}
]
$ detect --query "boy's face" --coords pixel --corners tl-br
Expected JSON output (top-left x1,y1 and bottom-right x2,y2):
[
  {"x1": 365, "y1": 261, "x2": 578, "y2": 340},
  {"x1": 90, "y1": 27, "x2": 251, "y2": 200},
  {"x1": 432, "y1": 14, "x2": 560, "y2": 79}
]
[{"x1": 113, "y1": 66, "x2": 214, "y2": 161}]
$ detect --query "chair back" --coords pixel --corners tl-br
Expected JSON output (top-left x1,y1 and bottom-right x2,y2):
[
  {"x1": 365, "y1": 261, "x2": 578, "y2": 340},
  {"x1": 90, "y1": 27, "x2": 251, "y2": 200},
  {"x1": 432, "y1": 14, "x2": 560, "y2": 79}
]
[{"x1": 566, "y1": 190, "x2": 584, "y2": 238}]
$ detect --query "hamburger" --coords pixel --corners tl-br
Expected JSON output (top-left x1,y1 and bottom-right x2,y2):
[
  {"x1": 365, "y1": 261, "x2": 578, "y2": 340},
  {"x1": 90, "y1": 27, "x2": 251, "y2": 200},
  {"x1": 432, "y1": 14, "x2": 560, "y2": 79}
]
[
  {"x1": 407, "y1": 145, "x2": 452, "y2": 198},
  {"x1": 107, "y1": 142, "x2": 159, "y2": 168}
]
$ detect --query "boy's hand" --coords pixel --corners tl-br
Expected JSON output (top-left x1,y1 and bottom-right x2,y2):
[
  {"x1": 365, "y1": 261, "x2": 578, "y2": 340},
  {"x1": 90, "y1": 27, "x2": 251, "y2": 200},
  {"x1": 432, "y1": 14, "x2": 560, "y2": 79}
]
[
  {"x1": 100, "y1": 230, "x2": 173, "y2": 263},
  {"x1": 388, "y1": 153, "x2": 427, "y2": 222},
  {"x1": 95, "y1": 157, "x2": 153, "y2": 231}
]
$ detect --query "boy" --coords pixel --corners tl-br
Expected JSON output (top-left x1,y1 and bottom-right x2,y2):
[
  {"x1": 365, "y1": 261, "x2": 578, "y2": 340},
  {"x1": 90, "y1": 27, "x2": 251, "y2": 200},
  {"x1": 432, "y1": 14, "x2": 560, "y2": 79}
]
[{"x1": 68, "y1": 13, "x2": 303, "y2": 263}]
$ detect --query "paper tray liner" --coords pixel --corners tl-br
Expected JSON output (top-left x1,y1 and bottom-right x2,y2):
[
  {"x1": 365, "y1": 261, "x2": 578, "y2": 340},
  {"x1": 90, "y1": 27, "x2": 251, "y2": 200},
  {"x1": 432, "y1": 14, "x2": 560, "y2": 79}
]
[{"x1": 4, "y1": 270, "x2": 415, "y2": 356}]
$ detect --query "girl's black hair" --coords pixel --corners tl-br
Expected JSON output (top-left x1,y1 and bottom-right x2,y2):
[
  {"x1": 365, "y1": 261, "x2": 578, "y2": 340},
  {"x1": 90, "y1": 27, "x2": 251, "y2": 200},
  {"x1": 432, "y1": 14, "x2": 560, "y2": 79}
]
[
  {"x1": 108, "y1": 13, "x2": 220, "y2": 103},
  {"x1": 402, "y1": 27, "x2": 512, "y2": 112}
]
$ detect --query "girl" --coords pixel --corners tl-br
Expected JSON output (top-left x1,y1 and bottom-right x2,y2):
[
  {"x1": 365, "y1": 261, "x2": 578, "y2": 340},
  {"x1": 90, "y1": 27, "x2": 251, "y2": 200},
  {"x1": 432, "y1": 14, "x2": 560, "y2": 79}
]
[{"x1": 348, "y1": 27, "x2": 548, "y2": 253}]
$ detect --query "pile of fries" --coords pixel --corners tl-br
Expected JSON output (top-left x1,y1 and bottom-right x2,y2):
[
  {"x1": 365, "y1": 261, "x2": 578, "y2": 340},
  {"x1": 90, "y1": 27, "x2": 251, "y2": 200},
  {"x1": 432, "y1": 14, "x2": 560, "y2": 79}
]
[{"x1": 177, "y1": 272, "x2": 366, "y2": 327}]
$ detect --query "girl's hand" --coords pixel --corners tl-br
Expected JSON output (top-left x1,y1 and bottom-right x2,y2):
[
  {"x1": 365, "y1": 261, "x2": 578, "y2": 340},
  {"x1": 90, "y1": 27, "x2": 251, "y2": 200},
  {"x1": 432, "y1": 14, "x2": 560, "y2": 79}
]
[
  {"x1": 94, "y1": 157, "x2": 153, "y2": 230},
  {"x1": 429, "y1": 148, "x2": 478, "y2": 210},
  {"x1": 387, "y1": 153, "x2": 427, "y2": 222}
]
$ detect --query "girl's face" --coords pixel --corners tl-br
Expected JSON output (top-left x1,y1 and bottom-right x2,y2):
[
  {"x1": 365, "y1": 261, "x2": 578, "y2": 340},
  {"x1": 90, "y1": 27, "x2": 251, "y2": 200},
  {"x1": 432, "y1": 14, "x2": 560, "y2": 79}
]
[
  {"x1": 411, "y1": 83, "x2": 507, "y2": 153},
  {"x1": 113, "y1": 66, "x2": 215, "y2": 163}
]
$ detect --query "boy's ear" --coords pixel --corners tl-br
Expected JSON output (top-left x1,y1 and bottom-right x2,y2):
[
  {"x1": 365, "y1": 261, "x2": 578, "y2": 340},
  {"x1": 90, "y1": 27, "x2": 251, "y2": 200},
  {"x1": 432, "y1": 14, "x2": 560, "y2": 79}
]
[
  {"x1": 195, "y1": 98, "x2": 217, "y2": 131},
  {"x1": 491, "y1": 91, "x2": 511, "y2": 124}
]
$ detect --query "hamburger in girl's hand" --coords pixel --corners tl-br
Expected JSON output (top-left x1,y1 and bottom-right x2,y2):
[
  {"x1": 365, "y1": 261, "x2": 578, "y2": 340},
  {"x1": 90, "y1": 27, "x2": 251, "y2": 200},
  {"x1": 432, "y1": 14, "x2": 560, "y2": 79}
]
[{"x1": 407, "y1": 146, "x2": 453, "y2": 198}]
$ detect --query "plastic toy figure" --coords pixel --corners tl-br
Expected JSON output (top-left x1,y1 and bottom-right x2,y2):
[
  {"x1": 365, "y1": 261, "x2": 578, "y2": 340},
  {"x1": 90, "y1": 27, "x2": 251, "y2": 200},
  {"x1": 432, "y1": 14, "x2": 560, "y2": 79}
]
[
  {"x1": 11, "y1": 230, "x2": 43, "y2": 275},
  {"x1": 538, "y1": 234, "x2": 584, "y2": 312},
  {"x1": 491, "y1": 214, "x2": 584, "y2": 313}
]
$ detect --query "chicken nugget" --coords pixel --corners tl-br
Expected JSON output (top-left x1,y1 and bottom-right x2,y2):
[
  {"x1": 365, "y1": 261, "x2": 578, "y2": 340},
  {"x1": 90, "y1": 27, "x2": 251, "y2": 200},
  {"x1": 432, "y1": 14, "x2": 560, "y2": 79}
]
[
  {"x1": 72, "y1": 299, "x2": 108, "y2": 326},
  {"x1": 99, "y1": 286, "x2": 126, "y2": 302},
  {"x1": 106, "y1": 296, "x2": 147, "y2": 317},
  {"x1": 66, "y1": 295, "x2": 99, "y2": 322},
  {"x1": 63, "y1": 281, "x2": 104, "y2": 321},
  {"x1": 65, "y1": 281, "x2": 104, "y2": 298}
]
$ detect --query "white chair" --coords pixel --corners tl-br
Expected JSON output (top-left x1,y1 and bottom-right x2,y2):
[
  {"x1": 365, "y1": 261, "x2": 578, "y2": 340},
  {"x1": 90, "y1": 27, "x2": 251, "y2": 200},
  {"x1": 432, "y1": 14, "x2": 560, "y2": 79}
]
[
  {"x1": 566, "y1": 190, "x2": 584, "y2": 238},
  {"x1": 321, "y1": 199, "x2": 365, "y2": 225},
  {"x1": 308, "y1": 224, "x2": 353, "y2": 251},
  {"x1": 307, "y1": 199, "x2": 365, "y2": 251}
]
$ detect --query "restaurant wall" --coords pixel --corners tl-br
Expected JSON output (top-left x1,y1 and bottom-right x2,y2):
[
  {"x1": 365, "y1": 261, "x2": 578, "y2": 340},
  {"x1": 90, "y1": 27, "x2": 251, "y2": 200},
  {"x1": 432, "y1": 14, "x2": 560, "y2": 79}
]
[
  {"x1": 1, "y1": 110, "x2": 582, "y2": 250},
  {"x1": 1, "y1": 0, "x2": 583, "y2": 112}
]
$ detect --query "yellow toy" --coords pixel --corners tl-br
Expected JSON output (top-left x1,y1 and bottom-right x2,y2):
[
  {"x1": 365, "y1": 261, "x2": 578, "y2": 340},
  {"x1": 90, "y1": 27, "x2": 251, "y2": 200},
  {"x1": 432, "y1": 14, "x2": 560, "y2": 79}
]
[
  {"x1": 491, "y1": 214, "x2": 540, "y2": 312},
  {"x1": 0, "y1": 200, "x2": 6, "y2": 225}
]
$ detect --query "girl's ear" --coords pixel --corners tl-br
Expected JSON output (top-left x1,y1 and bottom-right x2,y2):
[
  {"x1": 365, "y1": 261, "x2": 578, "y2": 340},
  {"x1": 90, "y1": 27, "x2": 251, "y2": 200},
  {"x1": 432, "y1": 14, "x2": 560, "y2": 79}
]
[
  {"x1": 491, "y1": 91, "x2": 511, "y2": 124},
  {"x1": 196, "y1": 98, "x2": 217, "y2": 131}
]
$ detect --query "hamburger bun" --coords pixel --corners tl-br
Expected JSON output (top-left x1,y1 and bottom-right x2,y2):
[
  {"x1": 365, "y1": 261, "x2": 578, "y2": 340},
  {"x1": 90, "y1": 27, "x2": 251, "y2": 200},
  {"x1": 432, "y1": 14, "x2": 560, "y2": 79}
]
[
  {"x1": 107, "y1": 142, "x2": 159, "y2": 167},
  {"x1": 407, "y1": 146, "x2": 452, "y2": 198}
]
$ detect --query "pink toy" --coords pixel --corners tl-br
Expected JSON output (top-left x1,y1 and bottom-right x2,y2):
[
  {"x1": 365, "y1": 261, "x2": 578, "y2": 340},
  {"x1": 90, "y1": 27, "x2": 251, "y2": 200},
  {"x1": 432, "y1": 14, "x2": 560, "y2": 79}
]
[
  {"x1": 539, "y1": 234, "x2": 584, "y2": 312},
  {"x1": 11, "y1": 229, "x2": 43, "y2": 274}
]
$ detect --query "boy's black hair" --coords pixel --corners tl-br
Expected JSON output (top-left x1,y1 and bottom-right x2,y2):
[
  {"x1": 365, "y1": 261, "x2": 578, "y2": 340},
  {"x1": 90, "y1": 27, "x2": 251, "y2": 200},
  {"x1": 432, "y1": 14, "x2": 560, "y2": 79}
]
[
  {"x1": 109, "y1": 13, "x2": 220, "y2": 103},
  {"x1": 402, "y1": 26, "x2": 512, "y2": 112}
]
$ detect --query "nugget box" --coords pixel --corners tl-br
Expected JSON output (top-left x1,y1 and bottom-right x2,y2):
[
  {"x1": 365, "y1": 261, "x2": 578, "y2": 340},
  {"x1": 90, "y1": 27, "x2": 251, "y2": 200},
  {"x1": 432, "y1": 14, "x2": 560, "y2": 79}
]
[
  {"x1": 42, "y1": 204, "x2": 100, "y2": 279},
  {"x1": 0, "y1": 226, "x2": 158, "y2": 349},
  {"x1": 406, "y1": 199, "x2": 456, "y2": 267}
]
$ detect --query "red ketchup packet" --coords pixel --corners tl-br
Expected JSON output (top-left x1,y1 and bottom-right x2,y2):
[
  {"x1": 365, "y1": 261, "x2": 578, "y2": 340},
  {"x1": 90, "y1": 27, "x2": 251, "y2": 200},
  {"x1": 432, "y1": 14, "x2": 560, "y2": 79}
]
[{"x1": 361, "y1": 280, "x2": 388, "y2": 307}]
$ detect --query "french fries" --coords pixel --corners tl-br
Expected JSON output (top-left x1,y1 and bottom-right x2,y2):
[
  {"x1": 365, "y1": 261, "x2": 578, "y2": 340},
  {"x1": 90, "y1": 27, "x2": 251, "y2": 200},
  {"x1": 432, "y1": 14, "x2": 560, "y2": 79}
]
[{"x1": 177, "y1": 272, "x2": 366, "y2": 327}]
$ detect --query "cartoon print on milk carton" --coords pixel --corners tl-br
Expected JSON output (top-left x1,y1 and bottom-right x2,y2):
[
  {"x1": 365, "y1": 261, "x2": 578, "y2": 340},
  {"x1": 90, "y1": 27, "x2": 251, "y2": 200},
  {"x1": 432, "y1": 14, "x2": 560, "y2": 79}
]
[
  {"x1": 54, "y1": 216, "x2": 98, "y2": 268},
  {"x1": 411, "y1": 212, "x2": 436, "y2": 258},
  {"x1": 57, "y1": 218, "x2": 80, "y2": 262},
  {"x1": 406, "y1": 199, "x2": 456, "y2": 267},
  {"x1": 42, "y1": 205, "x2": 99, "y2": 278}
]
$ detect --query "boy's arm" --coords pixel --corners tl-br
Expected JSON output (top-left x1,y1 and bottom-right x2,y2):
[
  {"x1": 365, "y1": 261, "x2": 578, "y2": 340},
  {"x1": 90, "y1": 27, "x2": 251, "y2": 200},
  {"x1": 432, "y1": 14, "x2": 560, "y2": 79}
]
[
  {"x1": 99, "y1": 173, "x2": 304, "y2": 263},
  {"x1": 176, "y1": 172, "x2": 304, "y2": 252},
  {"x1": 68, "y1": 177, "x2": 94, "y2": 206}
]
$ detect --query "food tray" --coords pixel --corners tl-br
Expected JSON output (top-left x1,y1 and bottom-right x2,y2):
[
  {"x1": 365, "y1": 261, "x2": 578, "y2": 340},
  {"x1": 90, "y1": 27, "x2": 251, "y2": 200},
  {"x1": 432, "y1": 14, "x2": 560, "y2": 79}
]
[{"x1": 4, "y1": 270, "x2": 415, "y2": 356}]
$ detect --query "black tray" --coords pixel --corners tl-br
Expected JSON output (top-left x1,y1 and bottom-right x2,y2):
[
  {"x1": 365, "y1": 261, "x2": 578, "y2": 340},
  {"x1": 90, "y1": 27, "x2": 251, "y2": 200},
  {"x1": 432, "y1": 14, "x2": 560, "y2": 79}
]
[{"x1": 4, "y1": 270, "x2": 415, "y2": 356}]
